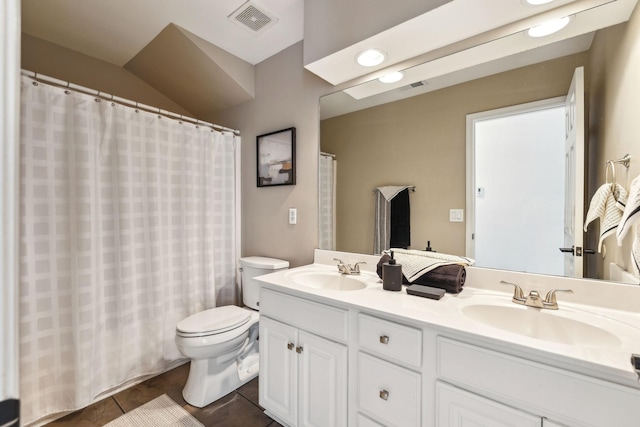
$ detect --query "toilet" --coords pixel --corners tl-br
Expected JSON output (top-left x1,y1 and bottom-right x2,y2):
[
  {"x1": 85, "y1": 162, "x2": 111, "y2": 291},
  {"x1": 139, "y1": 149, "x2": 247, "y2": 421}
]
[{"x1": 175, "y1": 256, "x2": 289, "y2": 408}]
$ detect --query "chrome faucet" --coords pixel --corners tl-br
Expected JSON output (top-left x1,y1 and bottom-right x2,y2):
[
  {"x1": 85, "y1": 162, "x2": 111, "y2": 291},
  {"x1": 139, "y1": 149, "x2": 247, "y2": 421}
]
[
  {"x1": 333, "y1": 258, "x2": 367, "y2": 275},
  {"x1": 499, "y1": 281, "x2": 573, "y2": 310}
]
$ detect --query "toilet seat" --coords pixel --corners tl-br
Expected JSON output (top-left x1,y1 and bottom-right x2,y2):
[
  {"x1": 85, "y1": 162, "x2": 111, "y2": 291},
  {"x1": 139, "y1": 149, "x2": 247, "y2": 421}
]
[{"x1": 176, "y1": 305, "x2": 252, "y2": 338}]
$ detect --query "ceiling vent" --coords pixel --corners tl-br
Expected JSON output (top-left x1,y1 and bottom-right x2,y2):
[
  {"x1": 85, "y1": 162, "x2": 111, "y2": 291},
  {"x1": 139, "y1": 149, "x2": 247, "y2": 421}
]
[
  {"x1": 410, "y1": 81, "x2": 426, "y2": 88},
  {"x1": 229, "y1": 1, "x2": 278, "y2": 34}
]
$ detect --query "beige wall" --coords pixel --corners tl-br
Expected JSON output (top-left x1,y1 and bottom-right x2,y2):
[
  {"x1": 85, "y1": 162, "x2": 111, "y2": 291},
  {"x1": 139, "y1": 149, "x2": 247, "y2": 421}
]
[
  {"x1": 211, "y1": 42, "x2": 335, "y2": 267},
  {"x1": 589, "y1": 7, "x2": 640, "y2": 279},
  {"x1": 321, "y1": 53, "x2": 589, "y2": 256},
  {"x1": 21, "y1": 33, "x2": 193, "y2": 116}
]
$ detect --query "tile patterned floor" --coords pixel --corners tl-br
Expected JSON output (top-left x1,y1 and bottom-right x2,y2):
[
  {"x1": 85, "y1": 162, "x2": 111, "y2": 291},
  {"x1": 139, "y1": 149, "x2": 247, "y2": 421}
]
[{"x1": 45, "y1": 363, "x2": 282, "y2": 427}]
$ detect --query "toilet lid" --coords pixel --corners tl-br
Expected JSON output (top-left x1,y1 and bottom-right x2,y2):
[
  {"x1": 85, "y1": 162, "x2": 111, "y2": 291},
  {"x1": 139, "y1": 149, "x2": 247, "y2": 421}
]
[{"x1": 176, "y1": 305, "x2": 252, "y2": 337}]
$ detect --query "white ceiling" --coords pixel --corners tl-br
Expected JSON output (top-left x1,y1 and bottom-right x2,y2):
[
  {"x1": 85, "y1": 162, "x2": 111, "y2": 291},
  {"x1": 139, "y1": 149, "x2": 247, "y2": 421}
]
[{"x1": 21, "y1": 0, "x2": 305, "y2": 66}]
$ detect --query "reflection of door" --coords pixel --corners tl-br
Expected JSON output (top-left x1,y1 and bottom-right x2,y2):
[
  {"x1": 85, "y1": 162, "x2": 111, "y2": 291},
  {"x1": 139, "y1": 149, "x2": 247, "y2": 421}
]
[
  {"x1": 563, "y1": 66, "x2": 585, "y2": 278},
  {"x1": 468, "y1": 100, "x2": 566, "y2": 275}
]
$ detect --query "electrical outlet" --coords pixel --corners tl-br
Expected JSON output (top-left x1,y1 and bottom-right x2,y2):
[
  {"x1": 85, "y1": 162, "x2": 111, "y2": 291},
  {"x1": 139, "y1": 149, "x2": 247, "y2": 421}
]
[{"x1": 289, "y1": 208, "x2": 297, "y2": 225}]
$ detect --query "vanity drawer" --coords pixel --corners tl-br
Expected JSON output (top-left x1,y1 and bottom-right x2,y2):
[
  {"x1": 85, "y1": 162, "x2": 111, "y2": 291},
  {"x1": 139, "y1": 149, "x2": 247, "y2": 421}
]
[
  {"x1": 357, "y1": 413, "x2": 385, "y2": 427},
  {"x1": 260, "y1": 288, "x2": 348, "y2": 342},
  {"x1": 437, "y1": 337, "x2": 640, "y2": 427},
  {"x1": 358, "y1": 313, "x2": 422, "y2": 368},
  {"x1": 358, "y1": 352, "x2": 421, "y2": 427}
]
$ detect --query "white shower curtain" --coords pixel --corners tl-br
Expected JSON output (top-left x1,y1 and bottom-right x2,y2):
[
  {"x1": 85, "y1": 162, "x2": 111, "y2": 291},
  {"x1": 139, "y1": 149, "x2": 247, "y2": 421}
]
[
  {"x1": 18, "y1": 76, "x2": 239, "y2": 425},
  {"x1": 319, "y1": 153, "x2": 336, "y2": 250}
]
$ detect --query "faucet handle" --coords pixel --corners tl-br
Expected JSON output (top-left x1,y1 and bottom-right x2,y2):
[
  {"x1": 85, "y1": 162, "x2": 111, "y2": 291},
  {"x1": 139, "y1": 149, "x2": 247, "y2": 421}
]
[
  {"x1": 333, "y1": 258, "x2": 350, "y2": 274},
  {"x1": 351, "y1": 261, "x2": 367, "y2": 274},
  {"x1": 543, "y1": 289, "x2": 573, "y2": 309},
  {"x1": 499, "y1": 280, "x2": 525, "y2": 302}
]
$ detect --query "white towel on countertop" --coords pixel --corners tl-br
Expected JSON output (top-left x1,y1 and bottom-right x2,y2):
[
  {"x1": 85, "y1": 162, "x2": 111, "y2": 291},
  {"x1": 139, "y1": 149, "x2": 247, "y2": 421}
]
[
  {"x1": 616, "y1": 175, "x2": 640, "y2": 277},
  {"x1": 584, "y1": 182, "x2": 627, "y2": 252},
  {"x1": 390, "y1": 248, "x2": 475, "y2": 282}
]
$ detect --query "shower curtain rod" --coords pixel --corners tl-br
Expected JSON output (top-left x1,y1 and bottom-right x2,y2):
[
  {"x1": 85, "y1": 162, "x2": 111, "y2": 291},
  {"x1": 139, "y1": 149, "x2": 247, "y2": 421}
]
[{"x1": 21, "y1": 70, "x2": 240, "y2": 135}]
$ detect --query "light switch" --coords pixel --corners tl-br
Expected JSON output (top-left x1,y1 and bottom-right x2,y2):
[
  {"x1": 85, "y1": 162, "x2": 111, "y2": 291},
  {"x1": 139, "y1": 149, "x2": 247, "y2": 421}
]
[
  {"x1": 450, "y1": 209, "x2": 464, "y2": 222},
  {"x1": 289, "y1": 208, "x2": 297, "y2": 225}
]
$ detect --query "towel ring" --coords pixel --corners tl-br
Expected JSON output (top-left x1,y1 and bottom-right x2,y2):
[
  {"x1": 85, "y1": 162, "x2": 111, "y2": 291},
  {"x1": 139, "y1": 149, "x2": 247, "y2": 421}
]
[
  {"x1": 605, "y1": 160, "x2": 615, "y2": 184},
  {"x1": 605, "y1": 160, "x2": 618, "y2": 200}
]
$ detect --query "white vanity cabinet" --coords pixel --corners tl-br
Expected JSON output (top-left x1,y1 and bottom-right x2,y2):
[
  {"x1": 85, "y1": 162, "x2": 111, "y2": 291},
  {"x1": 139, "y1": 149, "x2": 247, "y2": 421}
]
[
  {"x1": 435, "y1": 336, "x2": 640, "y2": 427},
  {"x1": 436, "y1": 381, "x2": 540, "y2": 426},
  {"x1": 356, "y1": 313, "x2": 423, "y2": 426},
  {"x1": 257, "y1": 263, "x2": 640, "y2": 427},
  {"x1": 259, "y1": 289, "x2": 348, "y2": 427}
]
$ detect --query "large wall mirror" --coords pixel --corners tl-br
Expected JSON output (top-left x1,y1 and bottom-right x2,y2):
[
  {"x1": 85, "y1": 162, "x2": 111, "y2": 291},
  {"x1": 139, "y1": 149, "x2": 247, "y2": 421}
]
[{"x1": 319, "y1": 1, "x2": 640, "y2": 285}]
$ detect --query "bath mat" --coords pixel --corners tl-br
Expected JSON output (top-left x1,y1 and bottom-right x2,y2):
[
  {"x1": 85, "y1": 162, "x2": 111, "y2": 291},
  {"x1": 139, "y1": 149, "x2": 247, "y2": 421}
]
[{"x1": 104, "y1": 394, "x2": 203, "y2": 427}]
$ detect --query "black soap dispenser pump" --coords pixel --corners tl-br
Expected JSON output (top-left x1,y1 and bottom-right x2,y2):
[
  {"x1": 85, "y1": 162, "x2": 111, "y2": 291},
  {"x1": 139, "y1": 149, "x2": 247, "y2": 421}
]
[{"x1": 382, "y1": 250, "x2": 403, "y2": 291}]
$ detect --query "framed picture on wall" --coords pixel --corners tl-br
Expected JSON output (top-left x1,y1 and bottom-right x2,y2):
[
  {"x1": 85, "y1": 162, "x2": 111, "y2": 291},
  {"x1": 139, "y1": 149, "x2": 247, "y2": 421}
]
[{"x1": 257, "y1": 127, "x2": 296, "y2": 187}]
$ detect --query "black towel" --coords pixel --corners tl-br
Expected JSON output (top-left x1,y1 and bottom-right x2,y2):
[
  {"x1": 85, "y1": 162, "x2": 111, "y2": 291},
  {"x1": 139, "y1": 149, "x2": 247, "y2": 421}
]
[
  {"x1": 412, "y1": 264, "x2": 466, "y2": 294},
  {"x1": 390, "y1": 188, "x2": 410, "y2": 249}
]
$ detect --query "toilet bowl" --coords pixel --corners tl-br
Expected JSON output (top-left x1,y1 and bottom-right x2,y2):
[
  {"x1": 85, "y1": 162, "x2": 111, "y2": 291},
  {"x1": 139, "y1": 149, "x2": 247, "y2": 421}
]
[{"x1": 175, "y1": 256, "x2": 289, "y2": 408}]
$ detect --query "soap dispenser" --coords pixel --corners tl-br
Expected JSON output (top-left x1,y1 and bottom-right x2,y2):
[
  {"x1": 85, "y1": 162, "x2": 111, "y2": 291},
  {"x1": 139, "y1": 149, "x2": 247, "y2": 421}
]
[{"x1": 382, "y1": 250, "x2": 403, "y2": 291}]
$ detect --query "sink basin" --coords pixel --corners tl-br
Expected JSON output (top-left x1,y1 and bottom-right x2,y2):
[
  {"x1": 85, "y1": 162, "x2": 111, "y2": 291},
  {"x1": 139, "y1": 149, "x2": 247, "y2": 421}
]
[
  {"x1": 462, "y1": 303, "x2": 624, "y2": 348},
  {"x1": 287, "y1": 270, "x2": 370, "y2": 291}
]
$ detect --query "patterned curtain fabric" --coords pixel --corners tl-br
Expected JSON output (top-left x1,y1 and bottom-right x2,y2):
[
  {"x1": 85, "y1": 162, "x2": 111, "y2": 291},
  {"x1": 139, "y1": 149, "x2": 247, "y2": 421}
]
[
  {"x1": 319, "y1": 154, "x2": 336, "y2": 250},
  {"x1": 18, "y1": 76, "x2": 238, "y2": 425}
]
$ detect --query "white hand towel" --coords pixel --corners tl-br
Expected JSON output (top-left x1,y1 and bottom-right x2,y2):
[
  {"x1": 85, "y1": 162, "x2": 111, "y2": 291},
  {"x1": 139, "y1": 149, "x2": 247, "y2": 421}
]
[
  {"x1": 584, "y1": 183, "x2": 627, "y2": 252},
  {"x1": 376, "y1": 185, "x2": 412, "y2": 202},
  {"x1": 390, "y1": 248, "x2": 475, "y2": 282},
  {"x1": 616, "y1": 175, "x2": 640, "y2": 275}
]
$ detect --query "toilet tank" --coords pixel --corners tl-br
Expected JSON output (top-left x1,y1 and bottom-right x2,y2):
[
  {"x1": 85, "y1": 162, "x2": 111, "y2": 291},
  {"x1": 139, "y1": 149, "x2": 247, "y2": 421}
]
[{"x1": 240, "y1": 256, "x2": 289, "y2": 310}]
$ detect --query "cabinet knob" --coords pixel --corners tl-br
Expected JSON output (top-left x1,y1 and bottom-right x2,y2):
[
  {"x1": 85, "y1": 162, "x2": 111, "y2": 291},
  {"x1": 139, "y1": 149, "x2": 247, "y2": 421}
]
[
  {"x1": 379, "y1": 389, "x2": 389, "y2": 401},
  {"x1": 296, "y1": 346, "x2": 303, "y2": 354},
  {"x1": 287, "y1": 342, "x2": 294, "y2": 350},
  {"x1": 379, "y1": 335, "x2": 390, "y2": 344}
]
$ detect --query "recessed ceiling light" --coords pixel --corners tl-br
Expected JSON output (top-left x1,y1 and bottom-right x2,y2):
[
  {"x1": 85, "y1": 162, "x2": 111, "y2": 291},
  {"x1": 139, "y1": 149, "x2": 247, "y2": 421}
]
[
  {"x1": 378, "y1": 72, "x2": 404, "y2": 84},
  {"x1": 525, "y1": 0, "x2": 555, "y2": 5},
  {"x1": 527, "y1": 16, "x2": 570, "y2": 37},
  {"x1": 356, "y1": 49, "x2": 387, "y2": 67}
]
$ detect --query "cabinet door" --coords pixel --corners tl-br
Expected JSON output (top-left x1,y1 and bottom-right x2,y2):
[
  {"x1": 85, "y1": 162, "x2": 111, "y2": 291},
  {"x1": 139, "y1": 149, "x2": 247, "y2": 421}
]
[
  {"x1": 437, "y1": 382, "x2": 540, "y2": 427},
  {"x1": 260, "y1": 317, "x2": 298, "y2": 426},
  {"x1": 543, "y1": 421, "x2": 571, "y2": 427},
  {"x1": 298, "y1": 330, "x2": 348, "y2": 427}
]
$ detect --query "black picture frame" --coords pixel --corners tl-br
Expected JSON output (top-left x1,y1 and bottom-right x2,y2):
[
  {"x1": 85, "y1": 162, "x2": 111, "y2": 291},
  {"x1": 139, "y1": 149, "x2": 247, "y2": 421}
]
[{"x1": 257, "y1": 127, "x2": 296, "y2": 187}]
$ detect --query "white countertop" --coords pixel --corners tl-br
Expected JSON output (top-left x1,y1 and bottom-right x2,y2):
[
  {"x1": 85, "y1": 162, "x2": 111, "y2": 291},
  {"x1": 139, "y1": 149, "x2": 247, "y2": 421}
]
[{"x1": 256, "y1": 250, "x2": 640, "y2": 390}]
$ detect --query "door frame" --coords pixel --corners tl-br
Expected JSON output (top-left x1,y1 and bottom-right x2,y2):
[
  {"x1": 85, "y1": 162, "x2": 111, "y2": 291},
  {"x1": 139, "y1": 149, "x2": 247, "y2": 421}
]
[
  {"x1": 1, "y1": 0, "x2": 21, "y2": 425},
  {"x1": 465, "y1": 96, "x2": 566, "y2": 259}
]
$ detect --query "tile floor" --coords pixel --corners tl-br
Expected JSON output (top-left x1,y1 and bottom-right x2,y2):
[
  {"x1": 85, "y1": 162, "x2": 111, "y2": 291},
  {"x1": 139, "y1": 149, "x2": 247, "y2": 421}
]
[{"x1": 45, "y1": 362, "x2": 282, "y2": 426}]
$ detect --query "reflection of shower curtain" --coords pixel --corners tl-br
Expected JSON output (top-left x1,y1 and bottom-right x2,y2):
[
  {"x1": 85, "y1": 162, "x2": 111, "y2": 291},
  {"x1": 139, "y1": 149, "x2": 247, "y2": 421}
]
[
  {"x1": 18, "y1": 75, "x2": 239, "y2": 425},
  {"x1": 319, "y1": 153, "x2": 336, "y2": 250}
]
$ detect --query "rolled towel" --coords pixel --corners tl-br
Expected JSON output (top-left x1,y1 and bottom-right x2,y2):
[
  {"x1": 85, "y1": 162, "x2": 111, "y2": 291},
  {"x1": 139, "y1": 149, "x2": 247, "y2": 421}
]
[
  {"x1": 376, "y1": 253, "x2": 392, "y2": 278},
  {"x1": 412, "y1": 264, "x2": 466, "y2": 294}
]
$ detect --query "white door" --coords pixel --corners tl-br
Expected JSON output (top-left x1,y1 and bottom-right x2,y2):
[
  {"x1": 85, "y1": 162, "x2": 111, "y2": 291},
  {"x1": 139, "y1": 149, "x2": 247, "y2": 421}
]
[
  {"x1": 436, "y1": 382, "x2": 540, "y2": 427},
  {"x1": 563, "y1": 66, "x2": 585, "y2": 278},
  {"x1": 298, "y1": 331, "x2": 347, "y2": 427},
  {"x1": 259, "y1": 317, "x2": 298, "y2": 426}
]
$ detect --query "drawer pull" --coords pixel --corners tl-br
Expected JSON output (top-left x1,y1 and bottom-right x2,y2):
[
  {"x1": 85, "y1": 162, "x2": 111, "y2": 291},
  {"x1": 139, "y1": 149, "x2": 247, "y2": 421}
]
[
  {"x1": 296, "y1": 346, "x2": 304, "y2": 354},
  {"x1": 379, "y1": 335, "x2": 390, "y2": 344},
  {"x1": 287, "y1": 342, "x2": 294, "y2": 350},
  {"x1": 379, "y1": 389, "x2": 389, "y2": 401}
]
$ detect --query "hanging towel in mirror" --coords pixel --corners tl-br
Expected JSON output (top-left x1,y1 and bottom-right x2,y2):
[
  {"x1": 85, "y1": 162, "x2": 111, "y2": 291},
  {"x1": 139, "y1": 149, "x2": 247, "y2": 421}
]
[
  {"x1": 584, "y1": 182, "x2": 627, "y2": 252},
  {"x1": 373, "y1": 186, "x2": 413, "y2": 254},
  {"x1": 616, "y1": 175, "x2": 640, "y2": 277}
]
